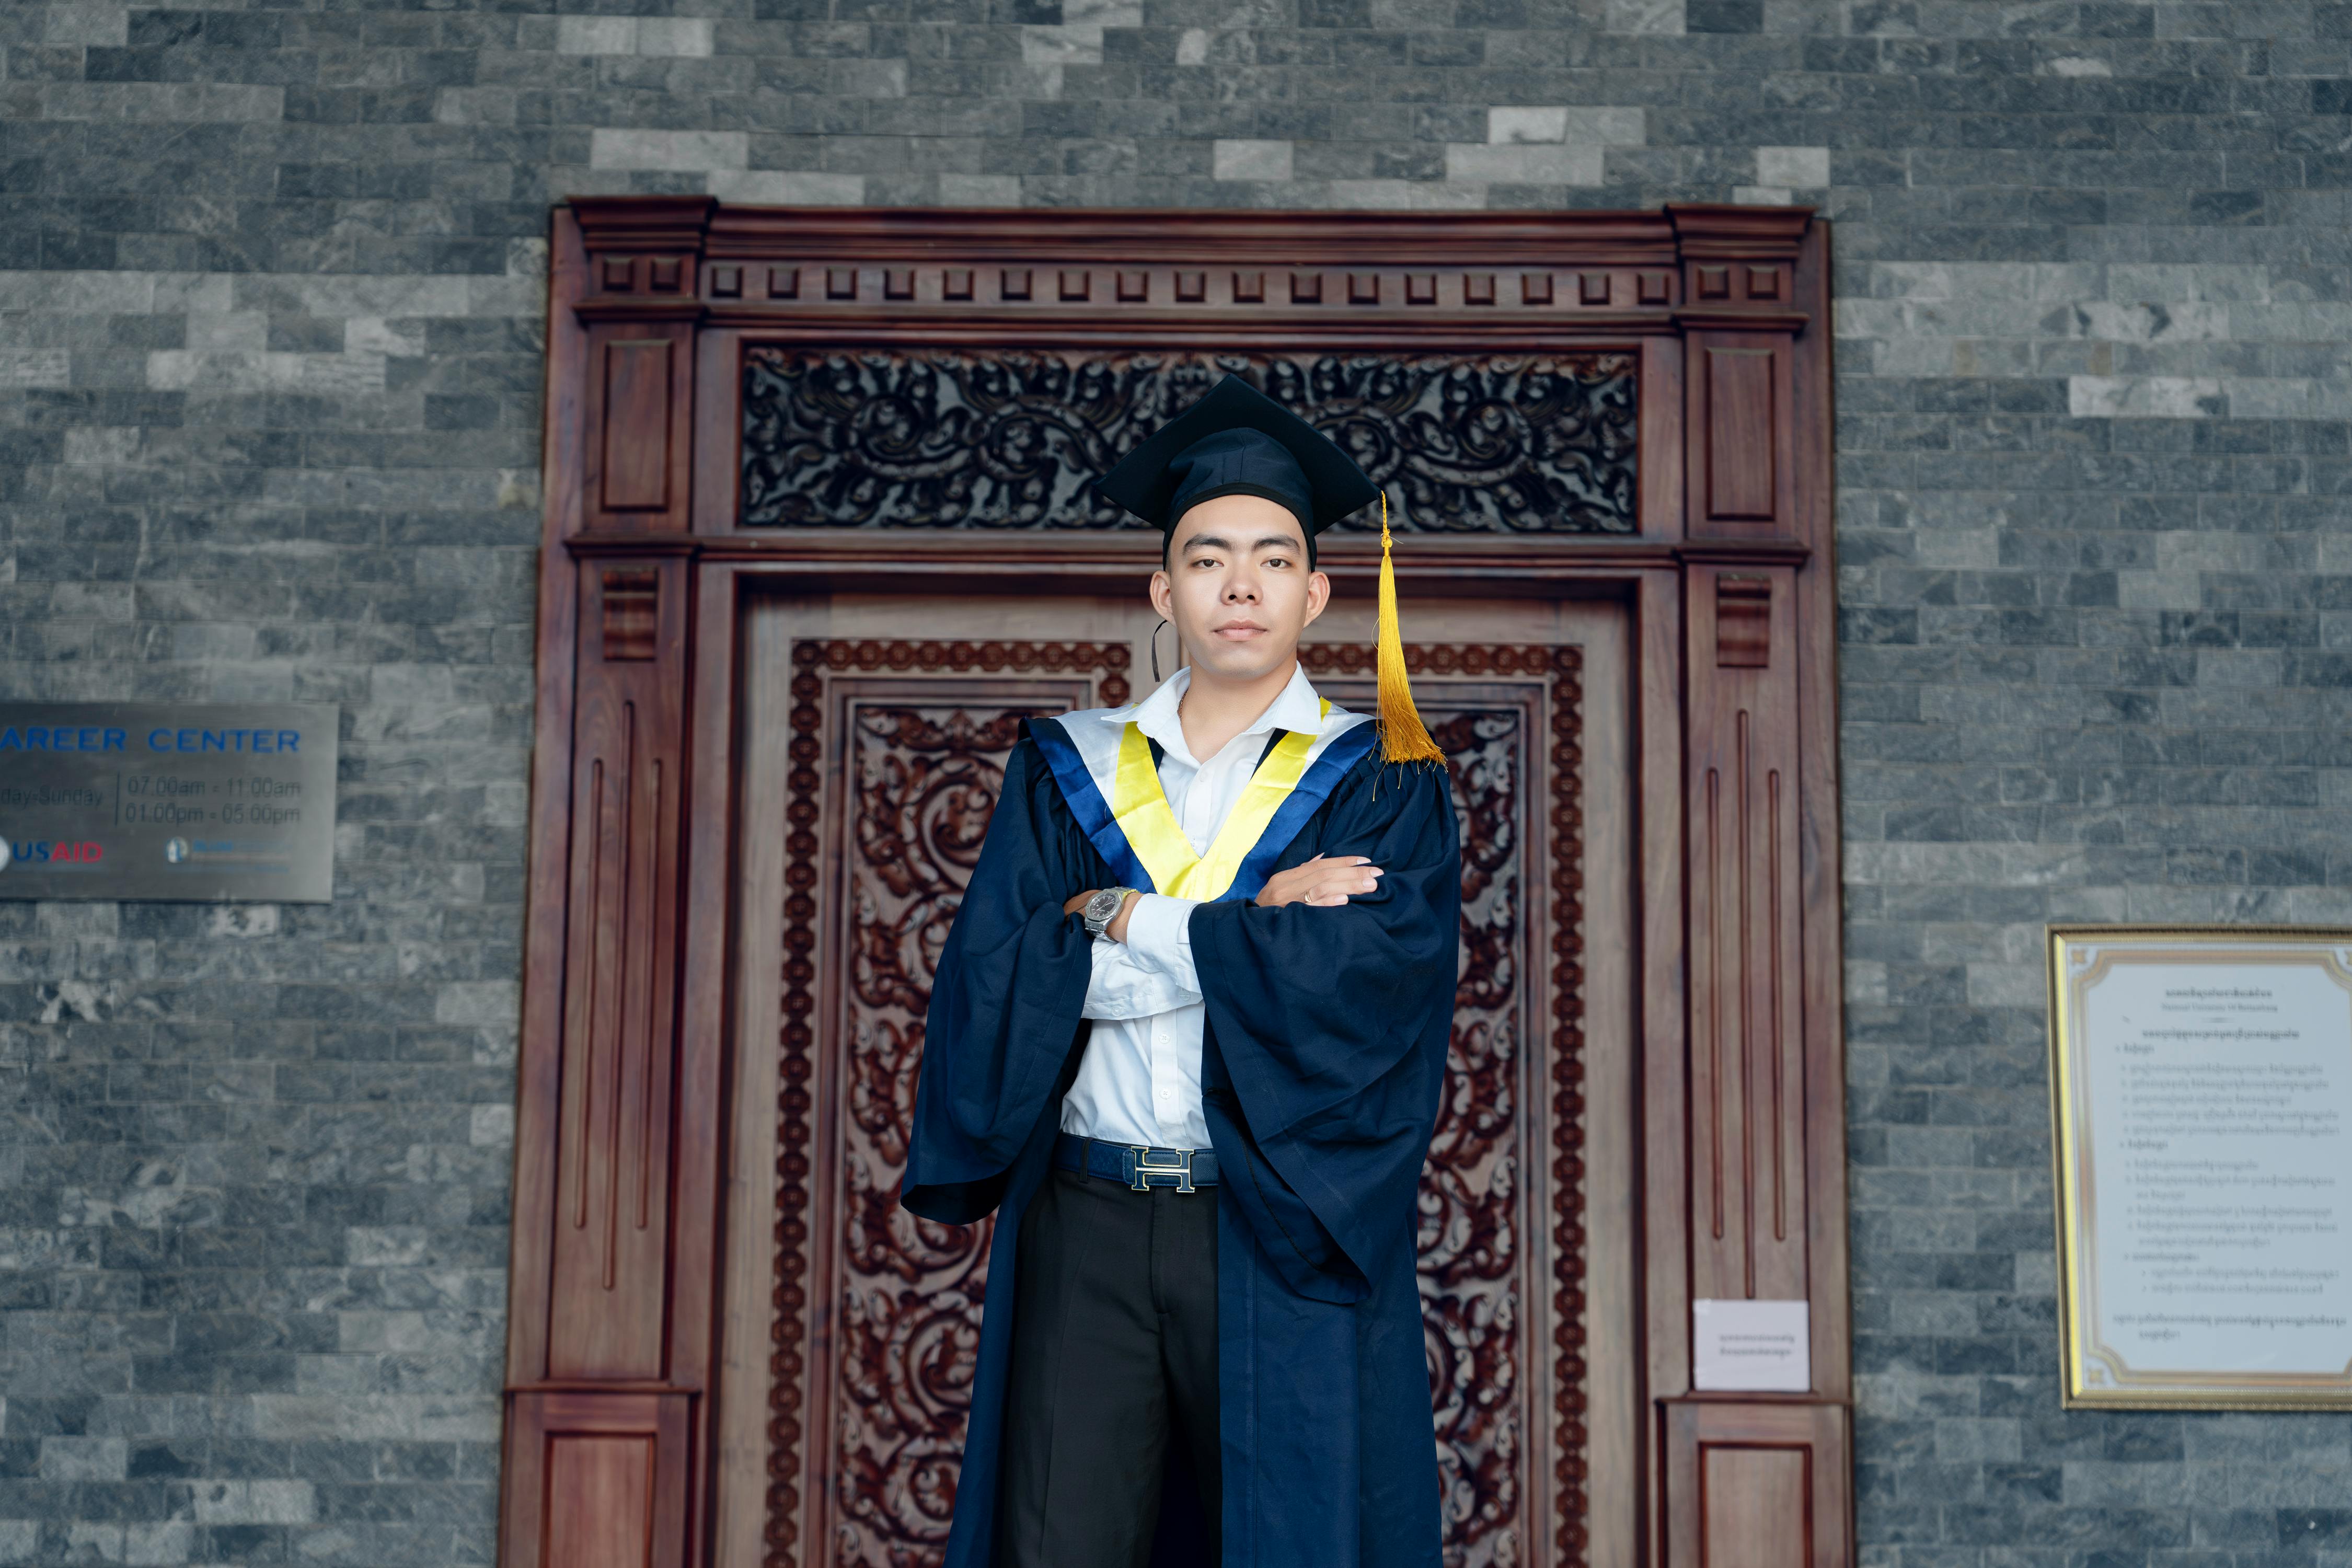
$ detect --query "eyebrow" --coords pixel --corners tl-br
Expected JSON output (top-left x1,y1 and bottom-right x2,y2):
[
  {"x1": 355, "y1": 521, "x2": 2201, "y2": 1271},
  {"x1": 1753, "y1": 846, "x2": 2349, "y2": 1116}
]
[{"x1": 1182, "y1": 533, "x2": 1304, "y2": 555}]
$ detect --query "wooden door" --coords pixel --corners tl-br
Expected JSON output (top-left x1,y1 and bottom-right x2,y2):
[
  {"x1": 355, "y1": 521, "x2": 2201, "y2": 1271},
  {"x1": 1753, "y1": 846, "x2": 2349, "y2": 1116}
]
[
  {"x1": 504, "y1": 198, "x2": 1854, "y2": 1568},
  {"x1": 713, "y1": 593, "x2": 1639, "y2": 1568},
  {"x1": 722, "y1": 593, "x2": 1150, "y2": 1568}
]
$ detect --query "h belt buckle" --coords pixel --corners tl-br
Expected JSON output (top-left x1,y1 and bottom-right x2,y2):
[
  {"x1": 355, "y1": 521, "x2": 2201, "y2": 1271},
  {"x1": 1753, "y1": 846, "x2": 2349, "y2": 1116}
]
[{"x1": 1128, "y1": 1145, "x2": 1194, "y2": 1194}]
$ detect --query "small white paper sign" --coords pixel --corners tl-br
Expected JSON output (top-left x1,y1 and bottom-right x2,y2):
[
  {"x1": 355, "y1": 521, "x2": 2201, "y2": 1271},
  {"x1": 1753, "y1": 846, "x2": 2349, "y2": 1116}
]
[{"x1": 1693, "y1": 1298, "x2": 1811, "y2": 1391}]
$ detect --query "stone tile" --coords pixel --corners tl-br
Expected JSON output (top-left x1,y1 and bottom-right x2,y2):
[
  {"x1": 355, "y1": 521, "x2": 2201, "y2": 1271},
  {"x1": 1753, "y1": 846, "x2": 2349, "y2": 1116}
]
[
  {"x1": 1443, "y1": 141, "x2": 1603, "y2": 183},
  {"x1": 635, "y1": 19, "x2": 718, "y2": 57},
  {"x1": 1607, "y1": 0, "x2": 1686, "y2": 29},
  {"x1": 1755, "y1": 144, "x2": 1829, "y2": 188},
  {"x1": 189, "y1": 1479, "x2": 316, "y2": 1524},
  {"x1": 707, "y1": 169, "x2": 868, "y2": 204},
  {"x1": 938, "y1": 172, "x2": 1024, "y2": 204},
  {"x1": 553, "y1": 16, "x2": 637, "y2": 55},
  {"x1": 1212, "y1": 137, "x2": 1293, "y2": 180},
  {"x1": 586, "y1": 128, "x2": 751, "y2": 171},
  {"x1": 2067, "y1": 375, "x2": 2226, "y2": 417}
]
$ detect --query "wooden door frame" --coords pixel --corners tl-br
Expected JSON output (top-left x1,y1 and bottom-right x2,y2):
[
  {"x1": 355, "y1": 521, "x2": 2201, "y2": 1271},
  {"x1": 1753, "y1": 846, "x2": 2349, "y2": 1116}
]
[{"x1": 504, "y1": 197, "x2": 1852, "y2": 1568}]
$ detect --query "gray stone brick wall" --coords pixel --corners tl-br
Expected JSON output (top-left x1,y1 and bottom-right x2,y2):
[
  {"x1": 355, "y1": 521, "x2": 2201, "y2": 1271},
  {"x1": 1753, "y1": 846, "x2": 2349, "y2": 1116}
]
[{"x1": 0, "y1": 0, "x2": 2346, "y2": 1560}]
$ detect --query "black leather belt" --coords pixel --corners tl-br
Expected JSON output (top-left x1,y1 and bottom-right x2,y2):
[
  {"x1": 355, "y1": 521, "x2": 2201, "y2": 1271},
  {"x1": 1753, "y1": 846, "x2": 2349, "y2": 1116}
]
[{"x1": 1053, "y1": 1131, "x2": 1218, "y2": 1193}]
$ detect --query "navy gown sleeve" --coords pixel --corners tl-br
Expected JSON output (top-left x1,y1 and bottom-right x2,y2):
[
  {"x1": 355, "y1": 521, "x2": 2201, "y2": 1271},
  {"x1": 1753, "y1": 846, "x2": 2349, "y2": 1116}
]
[
  {"x1": 902, "y1": 730, "x2": 1101, "y2": 1225},
  {"x1": 1190, "y1": 753, "x2": 1461, "y2": 1305}
]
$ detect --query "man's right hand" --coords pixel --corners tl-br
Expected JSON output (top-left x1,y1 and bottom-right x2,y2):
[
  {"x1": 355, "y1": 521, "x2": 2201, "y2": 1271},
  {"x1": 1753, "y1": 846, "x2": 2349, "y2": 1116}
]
[{"x1": 1254, "y1": 853, "x2": 1383, "y2": 909}]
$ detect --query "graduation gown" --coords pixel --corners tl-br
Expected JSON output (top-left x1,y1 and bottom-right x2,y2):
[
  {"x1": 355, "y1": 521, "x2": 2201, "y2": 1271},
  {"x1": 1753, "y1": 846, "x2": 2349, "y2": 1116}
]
[{"x1": 902, "y1": 699, "x2": 1460, "y2": 1568}]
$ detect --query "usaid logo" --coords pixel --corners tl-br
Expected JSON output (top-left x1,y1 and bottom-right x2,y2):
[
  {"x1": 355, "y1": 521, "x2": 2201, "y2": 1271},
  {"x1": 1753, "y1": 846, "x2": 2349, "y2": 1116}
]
[{"x1": 4, "y1": 839, "x2": 103, "y2": 868}]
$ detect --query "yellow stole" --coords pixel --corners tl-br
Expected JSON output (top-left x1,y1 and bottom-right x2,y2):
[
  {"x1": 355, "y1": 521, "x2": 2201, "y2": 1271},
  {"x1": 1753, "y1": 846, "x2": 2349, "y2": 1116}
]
[{"x1": 1110, "y1": 702, "x2": 1330, "y2": 901}]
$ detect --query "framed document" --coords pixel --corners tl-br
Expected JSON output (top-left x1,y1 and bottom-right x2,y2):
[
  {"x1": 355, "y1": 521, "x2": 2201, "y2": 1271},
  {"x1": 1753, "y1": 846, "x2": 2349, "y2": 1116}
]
[{"x1": 2048, "y1": 925, "x2": 2352, "y2": 1408}]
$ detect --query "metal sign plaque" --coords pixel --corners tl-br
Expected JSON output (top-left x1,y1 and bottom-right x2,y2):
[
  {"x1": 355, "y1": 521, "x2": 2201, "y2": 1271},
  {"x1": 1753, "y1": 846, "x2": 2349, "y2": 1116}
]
[{"x1": 0, "y1": 703, "x2": 338, "y2": 902}]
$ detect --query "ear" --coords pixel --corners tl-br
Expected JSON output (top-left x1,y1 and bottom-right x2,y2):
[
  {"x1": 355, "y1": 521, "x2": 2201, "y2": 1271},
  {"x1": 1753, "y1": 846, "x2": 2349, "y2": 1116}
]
[
  {"x1": 1149, "y1": 568, "x2": 1174, "y2": 621},
  {"x1": 1300, "y1": 569, "x2": 1331, "y2": 628}
]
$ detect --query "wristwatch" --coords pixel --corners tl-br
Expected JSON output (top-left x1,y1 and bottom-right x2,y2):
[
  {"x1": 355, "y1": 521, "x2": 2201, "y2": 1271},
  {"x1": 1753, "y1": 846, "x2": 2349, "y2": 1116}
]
[{"x1": 1082, "y1": 886, "x2": 1138, "y2": 941}]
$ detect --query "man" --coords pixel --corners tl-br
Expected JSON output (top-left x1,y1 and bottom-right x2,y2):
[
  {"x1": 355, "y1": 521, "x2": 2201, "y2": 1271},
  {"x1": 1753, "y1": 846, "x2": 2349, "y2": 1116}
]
[{"x1": 903, "y1": 375, "x2": 1461, "y2": 1568}]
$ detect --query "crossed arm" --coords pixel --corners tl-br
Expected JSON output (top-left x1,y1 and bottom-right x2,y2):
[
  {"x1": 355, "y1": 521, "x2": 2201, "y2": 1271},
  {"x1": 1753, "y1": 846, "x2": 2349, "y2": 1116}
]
[{"x1": 1058, "y1": 854, "x2": 1386, "y2": 941}]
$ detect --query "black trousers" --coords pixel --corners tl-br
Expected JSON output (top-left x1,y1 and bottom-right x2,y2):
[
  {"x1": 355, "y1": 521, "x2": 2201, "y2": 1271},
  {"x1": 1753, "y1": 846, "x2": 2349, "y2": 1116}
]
[{"x1": 1000, "y1": 1166, "x2": 1220, "y2": 1568}]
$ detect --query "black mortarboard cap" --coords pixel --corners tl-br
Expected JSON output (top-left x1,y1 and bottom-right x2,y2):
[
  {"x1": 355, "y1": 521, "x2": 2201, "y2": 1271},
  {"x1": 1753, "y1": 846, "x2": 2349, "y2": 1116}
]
[{"x1": 1093, "y1": 374, "x2": 1379, "y2": 536}]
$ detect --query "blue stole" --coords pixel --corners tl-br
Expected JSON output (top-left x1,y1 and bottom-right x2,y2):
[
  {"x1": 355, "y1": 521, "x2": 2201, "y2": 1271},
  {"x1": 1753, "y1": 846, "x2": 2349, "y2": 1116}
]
[{"x1": 1027, "y1": 698, "x2": 1377, "y2": 904}]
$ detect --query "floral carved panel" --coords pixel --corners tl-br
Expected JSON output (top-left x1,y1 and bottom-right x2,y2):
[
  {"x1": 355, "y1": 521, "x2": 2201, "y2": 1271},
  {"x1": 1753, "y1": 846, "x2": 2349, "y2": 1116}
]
[
  {"x1": 772, "y1": 639, "x2": 1586, "y2": 1568},
  {"x1": 829, "y1": 700, "x2": 1028, "y2": 1562},
  {"x1": 741, "y1": 350, "x2": 1638, "y2": 536},
  {"x1": 1423, "y1": 701, "x2": 1531, "y2": 1567},
  {"x1": 767, "y1": 640, "x2": 1127, "y2": 1568},
  {"x1": 1306, "y1": 642, "x2": 1588, "y2": 1568}
]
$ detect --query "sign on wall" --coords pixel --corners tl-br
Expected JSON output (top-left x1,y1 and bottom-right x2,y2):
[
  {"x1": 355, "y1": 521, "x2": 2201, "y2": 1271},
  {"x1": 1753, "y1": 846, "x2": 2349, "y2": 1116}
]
[
  {"x1": 2049, "y1": 925, "x2": 2352, "y2": 1408},
  {"x1": 1692, "y1": 1298, "x2": 1811, "y2": 1391},
  {"x1": 0, "y1": 703, "x2": 338, "y2": 903}
]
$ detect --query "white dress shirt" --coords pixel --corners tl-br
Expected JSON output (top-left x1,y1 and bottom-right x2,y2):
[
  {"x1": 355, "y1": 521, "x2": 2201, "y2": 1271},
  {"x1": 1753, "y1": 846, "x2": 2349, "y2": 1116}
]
[{"x1": 1058, "y1": 662, "x2": 1329, "y2": 1150}]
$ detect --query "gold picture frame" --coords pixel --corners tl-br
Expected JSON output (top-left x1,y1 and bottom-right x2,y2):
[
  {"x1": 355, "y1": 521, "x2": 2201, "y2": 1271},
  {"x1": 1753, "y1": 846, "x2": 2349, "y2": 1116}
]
[{"x1": 2048, "y1": 924, "x2": 2352, "y2": 1409}]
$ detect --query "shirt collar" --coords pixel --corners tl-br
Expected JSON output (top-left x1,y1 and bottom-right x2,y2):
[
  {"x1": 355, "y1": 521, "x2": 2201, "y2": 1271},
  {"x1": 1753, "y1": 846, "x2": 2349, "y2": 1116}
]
[{"x1": 1112, "y1": 663, "x2": 1325, "y2": 767}]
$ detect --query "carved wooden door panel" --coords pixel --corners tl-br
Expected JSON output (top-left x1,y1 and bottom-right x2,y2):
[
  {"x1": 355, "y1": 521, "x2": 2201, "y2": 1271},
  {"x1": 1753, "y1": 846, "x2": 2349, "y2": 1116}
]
[
  {"x1": 755, "y1": 631, "x2": 1601, "y2": 1568},
  {"x1": 759, "y1": 638, "x2": 1133, "y2": 1568},
  {"x1": 1309, "y1": 644, "x2": 1594, "y2": 1568},
  {"x1": 516, "y1": 200, "x2": 1853, "y2": 1568}
]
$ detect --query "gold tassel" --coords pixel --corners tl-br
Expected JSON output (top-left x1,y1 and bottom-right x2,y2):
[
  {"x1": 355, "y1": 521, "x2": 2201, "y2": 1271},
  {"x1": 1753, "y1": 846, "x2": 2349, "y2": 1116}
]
[{"x1": 1374, "y1": 493, "x2": 1444, "y2": 765}]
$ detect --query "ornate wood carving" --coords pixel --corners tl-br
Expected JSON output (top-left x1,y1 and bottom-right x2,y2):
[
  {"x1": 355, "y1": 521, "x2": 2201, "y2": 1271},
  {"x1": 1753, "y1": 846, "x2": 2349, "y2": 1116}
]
[
  {"x1": 828, "y1": 699, "x2": 1031, "y2": 1564},
  {"x1": 1414, "y1": 698, "x2": 1540, "y2": 1564},
  {"x1": 1542, "y1": 653, "x2": 1593, "y2": 1566},
  {"x1": 1302, "y1": 641, "x2": 1588, "y2": 1567},
  {"x1": 767, "y1": 640, "x2": 1130, "y2": 1568},
  {"x1": 767, "y1": 639, "x2": 1588, "y2": 1568},
  {"x1": 839, "y1": 704, "x2": 1010, "y2": 1556},
  {"x1": 740, "y1": 350, "x2": 1638, "y2": 536}
]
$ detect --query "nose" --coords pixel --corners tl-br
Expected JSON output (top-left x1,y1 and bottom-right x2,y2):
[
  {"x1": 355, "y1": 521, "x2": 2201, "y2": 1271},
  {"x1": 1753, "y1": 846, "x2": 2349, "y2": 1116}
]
[{"x1": 1223, "y1": 571, "x2": 1259, "y2": 604}]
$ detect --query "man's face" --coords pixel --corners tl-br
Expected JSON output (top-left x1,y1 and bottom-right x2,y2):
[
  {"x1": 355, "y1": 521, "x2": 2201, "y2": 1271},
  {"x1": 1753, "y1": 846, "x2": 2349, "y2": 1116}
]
[{"x1": 1150, "y1": 493, "x2": 1330, "y2": 685}]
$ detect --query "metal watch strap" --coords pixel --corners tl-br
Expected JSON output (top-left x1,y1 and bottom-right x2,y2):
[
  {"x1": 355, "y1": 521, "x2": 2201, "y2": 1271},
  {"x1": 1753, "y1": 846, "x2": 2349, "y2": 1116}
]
[{"x1": 1083, "y1": 886, "x2": 1136, "y2": 939}]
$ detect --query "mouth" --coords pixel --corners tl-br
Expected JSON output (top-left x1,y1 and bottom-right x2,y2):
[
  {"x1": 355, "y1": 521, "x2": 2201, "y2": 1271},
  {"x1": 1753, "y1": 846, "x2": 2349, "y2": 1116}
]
[{"x1": 1212, "y1": 621, "x2": 1268, "y2": 641}]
